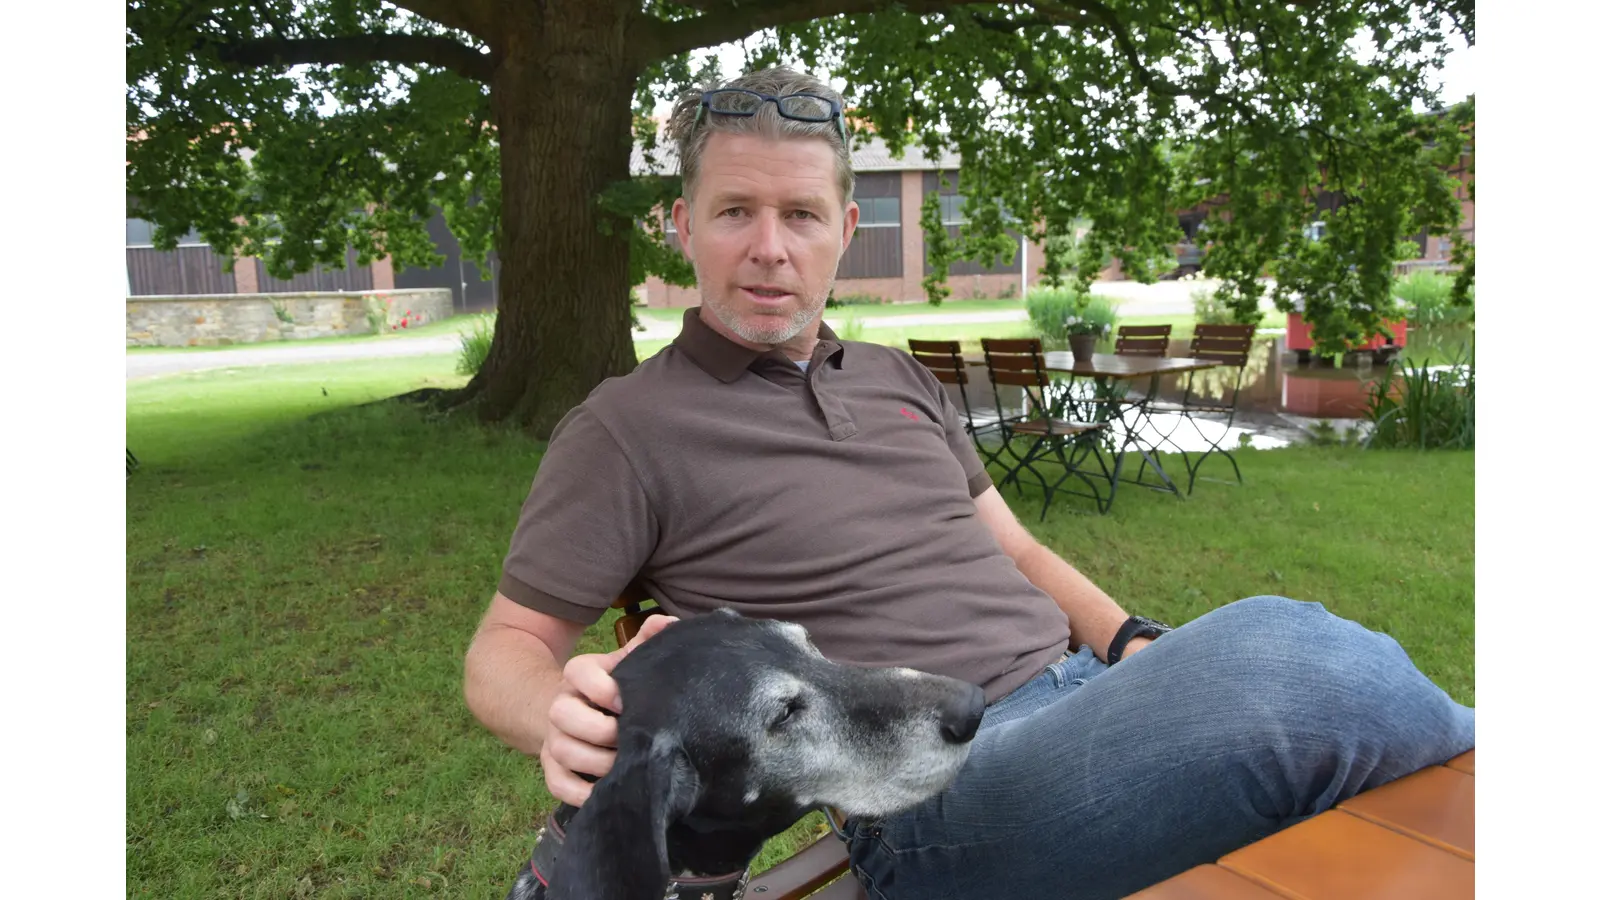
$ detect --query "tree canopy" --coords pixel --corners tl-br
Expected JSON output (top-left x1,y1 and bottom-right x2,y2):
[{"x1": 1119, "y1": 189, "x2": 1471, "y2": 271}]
[{"x1": 128, "y1": 1, "x2": 1475, "y2": 430}]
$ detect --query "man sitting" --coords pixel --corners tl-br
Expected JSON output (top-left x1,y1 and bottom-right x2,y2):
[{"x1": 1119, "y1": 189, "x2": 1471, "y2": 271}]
[{"x1": 463, "y1": 66, "x2": 1474, "y2": 899}]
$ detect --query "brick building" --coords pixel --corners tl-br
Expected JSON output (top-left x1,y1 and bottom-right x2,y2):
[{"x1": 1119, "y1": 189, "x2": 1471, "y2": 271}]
[{"x1": 126, "y1": 134, "x2": 1472, "y2": 309}]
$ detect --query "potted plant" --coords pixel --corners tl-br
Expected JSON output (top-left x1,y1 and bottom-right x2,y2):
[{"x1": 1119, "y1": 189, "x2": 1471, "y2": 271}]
[
  {"x1": 1064, "y1": 294, "x2": 1117, "y2": 362},
  {"x1": 1026, "y1": 287, "x2": 1118, "y2": 361}
]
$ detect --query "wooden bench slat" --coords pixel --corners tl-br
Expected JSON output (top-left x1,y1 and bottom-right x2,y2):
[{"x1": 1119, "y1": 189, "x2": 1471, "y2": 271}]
[
  {"x1": 1338, "y1": 765, "x2": 1474, "y2": 860},
  {"x1": 803, "y1": 873, "x2": 868, "y2": 899},
  {"x1": 1218, "y1": 810, "x2": 1473, "y2": 900},
  {"x1": 1444, "y1": 750, "x2": 1474, "y2": 775},
  {"x1": 1125, "y1": 863, "x2": 1292, "y2": 899}
]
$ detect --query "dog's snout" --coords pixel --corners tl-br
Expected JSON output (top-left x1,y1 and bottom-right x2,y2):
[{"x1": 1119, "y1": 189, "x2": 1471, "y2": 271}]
[{"x1": 938, "y1": 683, "x2": 986, "y2": 744}]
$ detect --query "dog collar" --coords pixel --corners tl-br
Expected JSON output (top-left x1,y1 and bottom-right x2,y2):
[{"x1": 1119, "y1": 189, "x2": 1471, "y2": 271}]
[{"x1": 527, "y1": 806, "x2": 752, "y2": 900}]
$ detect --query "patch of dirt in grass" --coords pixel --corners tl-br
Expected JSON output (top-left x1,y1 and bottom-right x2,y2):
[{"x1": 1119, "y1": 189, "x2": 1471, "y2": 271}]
[
  {"x1": 317, "y1": 534, "x2": 387, "y2": 564},
  {"x1": 352, "y1": 583, "x2": 430, "y2": 615},
  {"x1": 248, "y1": 696, "x2": 276, "y2": 731}
]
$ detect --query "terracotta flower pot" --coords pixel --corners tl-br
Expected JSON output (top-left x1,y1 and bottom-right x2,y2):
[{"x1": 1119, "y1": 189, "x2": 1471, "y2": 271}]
[{"x1": 1069, "y1": 333, "x2": 1098, "y2": 362}]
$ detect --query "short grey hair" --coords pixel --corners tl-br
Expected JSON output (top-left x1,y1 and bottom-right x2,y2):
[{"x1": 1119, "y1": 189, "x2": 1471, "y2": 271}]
[{"x1": 665, "y1": 66, "x2": 855, "y2": 209}]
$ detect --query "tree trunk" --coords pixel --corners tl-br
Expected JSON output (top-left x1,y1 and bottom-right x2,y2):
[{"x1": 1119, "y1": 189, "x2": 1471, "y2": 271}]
[{"x1": 462, "y1": 2, "x2": 642, "y2": 437}]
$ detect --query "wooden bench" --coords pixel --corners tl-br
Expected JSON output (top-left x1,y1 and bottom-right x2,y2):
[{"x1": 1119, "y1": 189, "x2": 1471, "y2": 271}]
[{"x1": 1129, "y1": 749, "x2": 1475, "y2": 899}]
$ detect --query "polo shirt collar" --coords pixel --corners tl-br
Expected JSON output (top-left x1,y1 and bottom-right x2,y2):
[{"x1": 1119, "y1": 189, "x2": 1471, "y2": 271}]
[{"x1": 673, "y1": 306, "x2": 844, "y2": 383}]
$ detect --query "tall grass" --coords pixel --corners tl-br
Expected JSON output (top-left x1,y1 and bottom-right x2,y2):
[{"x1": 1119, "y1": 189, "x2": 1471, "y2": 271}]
[
  {"x1": 1189, "y1": 286, "x2": 1236, "y2": 325},
  {"x1": 1363, "y1": 347, "x2": 1475, "y2": 450},
  {"x1": 456, "y1": 315, "x2": 495, "y2": 376},
  {"x1": 1025, "y1": 286, "x2": 1118, "y2": 348},
  {"x1": 836, "y1": 314, "x2": 866, "y2": 341},
  {"x1": 1394, "y1": 270, "x2": 1474, "y2": 328}
]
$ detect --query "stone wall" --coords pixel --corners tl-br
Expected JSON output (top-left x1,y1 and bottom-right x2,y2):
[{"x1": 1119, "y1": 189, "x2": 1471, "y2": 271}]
[{"x1": 126, "y1": 288, "x2": 454, "y2": 347}]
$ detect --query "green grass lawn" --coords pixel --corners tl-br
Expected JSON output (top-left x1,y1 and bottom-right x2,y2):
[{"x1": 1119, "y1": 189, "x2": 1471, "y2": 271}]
[{"x1": 126, "y1": 356, "x2": 1472, "y2": 899}]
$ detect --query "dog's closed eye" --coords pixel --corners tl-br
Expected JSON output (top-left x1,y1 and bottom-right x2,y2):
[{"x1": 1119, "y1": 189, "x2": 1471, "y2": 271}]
[{"x1": 770, "y1": 697, "x2": 805, "y2": 731}]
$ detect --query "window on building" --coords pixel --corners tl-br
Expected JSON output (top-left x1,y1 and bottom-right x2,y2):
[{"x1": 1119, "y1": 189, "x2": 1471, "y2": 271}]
[
  {"x1": 855, "y1": 196, "x2": 900, "y2": 227},
  {"x1": 126, "y1": 218, "x2": 205, "y2": 247},
  {"x1": 939, "y1": 194, "x2": 967, "y2": 225}
]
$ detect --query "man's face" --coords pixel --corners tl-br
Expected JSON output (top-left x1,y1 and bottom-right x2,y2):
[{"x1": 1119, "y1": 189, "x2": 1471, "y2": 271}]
[{"x1": 672, "y1": 132, "x2": 859, "y2": 348}]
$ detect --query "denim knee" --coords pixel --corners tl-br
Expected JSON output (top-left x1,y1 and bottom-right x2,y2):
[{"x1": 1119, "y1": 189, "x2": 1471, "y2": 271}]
[
  {"x1": 1188, "y1": 593, "x2": 1471, "y2": 780},
  {"x1": 1199, "y1": 595, "x2": 1390, "y2": 662}
]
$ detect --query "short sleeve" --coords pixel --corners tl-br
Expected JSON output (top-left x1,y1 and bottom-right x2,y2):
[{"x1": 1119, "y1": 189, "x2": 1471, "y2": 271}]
[{"x1": 497, "y1": 404, "x2": 658, "y2": 624}]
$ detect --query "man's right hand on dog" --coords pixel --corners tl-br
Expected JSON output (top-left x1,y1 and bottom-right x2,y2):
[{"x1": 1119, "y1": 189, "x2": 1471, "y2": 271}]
[{"x1": 541, "y1": 613, "x2": 678, "y2": 806}]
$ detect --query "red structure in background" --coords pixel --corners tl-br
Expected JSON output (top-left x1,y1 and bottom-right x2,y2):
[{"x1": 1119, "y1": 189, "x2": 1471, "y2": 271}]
[
  {"x1": 1279, "y1": 370, "x2": 1375, "y2": 419},
  {"x1": 1287, "y1": 313, "x2": 1407, "y2": 363}
]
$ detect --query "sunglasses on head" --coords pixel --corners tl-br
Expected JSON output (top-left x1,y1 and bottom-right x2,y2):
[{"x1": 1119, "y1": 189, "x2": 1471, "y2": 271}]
[{"x1": 695, "y1": 89, "x2": 848, "y2": 142}]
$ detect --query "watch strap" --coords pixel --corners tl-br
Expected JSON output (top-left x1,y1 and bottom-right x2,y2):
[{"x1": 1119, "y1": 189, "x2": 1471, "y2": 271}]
[{"x1": 1107, "y1": 615, "x2": 1171, "y2": 665}]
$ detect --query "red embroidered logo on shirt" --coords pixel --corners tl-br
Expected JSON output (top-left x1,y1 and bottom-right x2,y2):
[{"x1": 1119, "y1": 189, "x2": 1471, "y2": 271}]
[{"x1": 899, "y1": 407, "x2": 920, "y2": 421}]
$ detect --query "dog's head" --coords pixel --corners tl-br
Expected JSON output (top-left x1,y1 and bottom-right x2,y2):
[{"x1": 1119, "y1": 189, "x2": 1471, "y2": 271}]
[{"x1": 545, "y1": 608, "x2": 986, "y2": 900}]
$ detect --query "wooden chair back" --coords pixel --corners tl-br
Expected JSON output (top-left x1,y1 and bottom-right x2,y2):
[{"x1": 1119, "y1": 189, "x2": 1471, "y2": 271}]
[
  {"x1": 1189, "y1": 324, "x2": 1257, "y2": 367},
  {"x1": 907, "y1": 339, "x2": 969, "y2": 386},
  {"x1": 610, "y1": 581, "x2": 661, "y2": 646},
  {"x1": 1115, "y1": 324, "x2": 1172, "y2": 357},
  {"x1": 979, "y1": 337, "x2": 1050, "y2": 390}
]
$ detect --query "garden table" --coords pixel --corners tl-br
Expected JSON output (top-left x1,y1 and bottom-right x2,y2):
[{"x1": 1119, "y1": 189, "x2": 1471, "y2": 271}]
[{"x1": 1038, "y1": 353, "x2": 1222, "y2": 506}]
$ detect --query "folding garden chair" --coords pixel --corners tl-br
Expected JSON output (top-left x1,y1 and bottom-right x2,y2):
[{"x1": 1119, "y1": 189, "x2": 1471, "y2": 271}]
[
  {"x1": 1109, "y1": 324, "x2": 1175, "y2": 409},
  {"x1": 979, "y1": 338, "x2": 1114, "y2": 518},
  {"x1": 1141, "y1": 323, "x2": 1257, "y2": 493},
  {"x1": 907, "y1": 339, "x2": 1003, "y2": 468}
]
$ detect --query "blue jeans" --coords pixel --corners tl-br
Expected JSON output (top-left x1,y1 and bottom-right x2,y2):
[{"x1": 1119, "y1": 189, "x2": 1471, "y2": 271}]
[{"x1": 841, "y1": 596, "x2": 1475, "y2": 899}]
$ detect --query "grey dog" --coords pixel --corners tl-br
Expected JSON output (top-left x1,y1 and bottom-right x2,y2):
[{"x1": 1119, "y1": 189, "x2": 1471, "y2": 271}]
[{"x1": 503, "y1": 608, "x2": 987, "y2": 900}]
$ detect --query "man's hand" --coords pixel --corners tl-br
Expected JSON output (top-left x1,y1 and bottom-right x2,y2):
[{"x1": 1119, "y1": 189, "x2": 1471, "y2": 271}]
[{"x1": 541, "y1": 613, "x2": 678, "y2": 806}]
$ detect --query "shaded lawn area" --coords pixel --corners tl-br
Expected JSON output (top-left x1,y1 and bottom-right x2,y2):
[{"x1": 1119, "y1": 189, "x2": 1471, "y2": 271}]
[{"x1": 126, "y1": 358, "x2": 1473, "y2": 899}]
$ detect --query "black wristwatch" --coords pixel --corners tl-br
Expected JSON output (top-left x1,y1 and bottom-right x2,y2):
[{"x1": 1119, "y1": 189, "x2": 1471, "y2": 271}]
[{"x1": 1106, "y1": 615, "x2": 1172, "y2": 665}]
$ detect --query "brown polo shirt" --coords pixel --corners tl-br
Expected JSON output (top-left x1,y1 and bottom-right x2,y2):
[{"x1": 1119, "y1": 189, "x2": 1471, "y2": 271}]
[{"x1": 498, "y1": 306, "x2": 1073, "y2": 702}]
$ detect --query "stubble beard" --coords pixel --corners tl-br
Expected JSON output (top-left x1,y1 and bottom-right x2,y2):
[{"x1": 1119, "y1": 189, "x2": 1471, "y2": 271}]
[{"x1": 699, "y1": 272, "x2": 834, "y2": 346}]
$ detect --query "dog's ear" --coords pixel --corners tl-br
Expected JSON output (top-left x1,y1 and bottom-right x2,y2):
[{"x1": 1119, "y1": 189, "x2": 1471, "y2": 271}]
[{"x1": 545, "y1": 728, "x2": 699, "y2": 900}]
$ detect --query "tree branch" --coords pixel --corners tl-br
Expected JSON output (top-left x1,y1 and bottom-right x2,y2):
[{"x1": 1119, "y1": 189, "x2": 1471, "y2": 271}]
[
  {"x1": 1048, "y1": 0, "x2": 1180, "y2": 96},
  {"x1": 212, "y1": 33, "x2": 494, "y2": 82},
  {"x1": 635, "y1": 0, "x2": 972, "y2": 60},
  {"x1": 390, "y1": 0, "x2": 495, "y2": 43},
  {"x1": 968, "y1": 8, "x2": 1089, "y2": 32}
]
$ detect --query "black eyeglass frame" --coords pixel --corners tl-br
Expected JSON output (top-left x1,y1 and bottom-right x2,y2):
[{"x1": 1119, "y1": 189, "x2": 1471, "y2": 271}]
[{"x1": 694, "y1": 89, "x2": 848, "y2": 142}]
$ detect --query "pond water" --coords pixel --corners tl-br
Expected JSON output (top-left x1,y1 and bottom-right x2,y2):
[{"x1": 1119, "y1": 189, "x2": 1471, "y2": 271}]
[{"x1": 955, "y1": 326, "x2": 1474, "y2": 453}]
